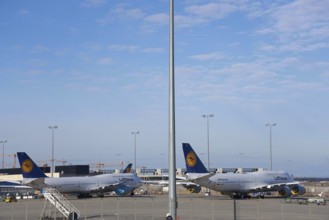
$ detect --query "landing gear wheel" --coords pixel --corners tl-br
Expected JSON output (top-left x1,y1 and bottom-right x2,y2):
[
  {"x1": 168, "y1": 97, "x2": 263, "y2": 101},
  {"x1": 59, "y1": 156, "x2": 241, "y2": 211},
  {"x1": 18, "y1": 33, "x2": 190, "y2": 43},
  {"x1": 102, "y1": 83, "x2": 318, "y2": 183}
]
[{"x1": 68, "y1": 212, "x2": 78, "y2": 220}]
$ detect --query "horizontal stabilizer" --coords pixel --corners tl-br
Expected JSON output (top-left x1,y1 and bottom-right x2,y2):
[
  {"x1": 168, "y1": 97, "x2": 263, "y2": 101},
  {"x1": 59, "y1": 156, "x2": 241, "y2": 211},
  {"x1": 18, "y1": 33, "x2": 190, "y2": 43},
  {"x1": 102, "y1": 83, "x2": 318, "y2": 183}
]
[{"x1": 23, "y1": 178, "x2": 47, "y2": 189}]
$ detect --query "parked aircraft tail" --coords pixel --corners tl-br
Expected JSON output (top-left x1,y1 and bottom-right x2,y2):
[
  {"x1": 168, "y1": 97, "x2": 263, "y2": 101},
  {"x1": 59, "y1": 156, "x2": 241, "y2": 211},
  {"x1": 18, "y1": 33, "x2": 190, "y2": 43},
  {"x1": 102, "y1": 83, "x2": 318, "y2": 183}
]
[
  {"x1": 122, "y1": 163, "x2": 132, "y2": 173},
  {"x1": 17, "y1": 152, "x2": 48, "y2": 178},
  {"x1": 182, "y1": 143, "x2": 208, "y2": 173}
]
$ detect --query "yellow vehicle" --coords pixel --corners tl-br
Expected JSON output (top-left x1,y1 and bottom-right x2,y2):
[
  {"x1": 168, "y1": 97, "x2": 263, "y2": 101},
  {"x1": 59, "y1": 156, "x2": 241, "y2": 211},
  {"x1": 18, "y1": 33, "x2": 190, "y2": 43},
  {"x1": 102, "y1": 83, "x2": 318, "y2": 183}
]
[{"x1": 5, "y1": 196, "x2": 17, "y2": 203}]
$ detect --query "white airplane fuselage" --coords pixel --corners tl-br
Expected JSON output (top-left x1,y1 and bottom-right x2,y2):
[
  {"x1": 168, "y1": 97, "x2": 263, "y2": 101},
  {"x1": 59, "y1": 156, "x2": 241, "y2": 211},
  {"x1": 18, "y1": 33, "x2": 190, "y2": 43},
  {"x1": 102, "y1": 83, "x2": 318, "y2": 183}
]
[
  {"x1": 24, "y1": 173, "x2": 142, "y2": 195},
  {"x1": 187, "y1": 171, "x2": 294, "y2": 194}
]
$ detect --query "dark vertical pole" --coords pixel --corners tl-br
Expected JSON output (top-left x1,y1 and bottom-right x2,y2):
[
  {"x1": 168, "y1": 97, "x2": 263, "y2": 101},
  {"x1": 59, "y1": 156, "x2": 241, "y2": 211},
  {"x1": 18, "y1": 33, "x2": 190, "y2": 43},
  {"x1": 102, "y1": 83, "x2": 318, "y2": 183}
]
[{"x1": 233, "y1": 199, "x2": 237, "y2": 220}]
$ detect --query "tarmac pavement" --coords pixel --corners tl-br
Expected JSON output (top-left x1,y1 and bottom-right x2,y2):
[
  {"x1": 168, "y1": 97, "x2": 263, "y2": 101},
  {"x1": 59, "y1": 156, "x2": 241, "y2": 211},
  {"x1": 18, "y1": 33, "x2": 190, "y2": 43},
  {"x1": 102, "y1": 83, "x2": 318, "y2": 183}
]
[{"x1": 0, "y1": 194, "x2": 328, "y2": 220}]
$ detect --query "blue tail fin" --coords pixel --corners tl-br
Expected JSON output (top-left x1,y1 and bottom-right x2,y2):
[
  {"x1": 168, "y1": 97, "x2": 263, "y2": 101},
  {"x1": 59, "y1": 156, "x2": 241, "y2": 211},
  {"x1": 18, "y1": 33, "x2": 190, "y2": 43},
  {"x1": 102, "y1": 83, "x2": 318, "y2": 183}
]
[
  {"x1": 182, "y1": 143, "x2": 208, "y2": 173},
  {"x1": 17, "y1": 152, "x2": 48, "y2": 178},
  {"x1": 123, "y1": 163, "x2": 132, "y2": 173}
]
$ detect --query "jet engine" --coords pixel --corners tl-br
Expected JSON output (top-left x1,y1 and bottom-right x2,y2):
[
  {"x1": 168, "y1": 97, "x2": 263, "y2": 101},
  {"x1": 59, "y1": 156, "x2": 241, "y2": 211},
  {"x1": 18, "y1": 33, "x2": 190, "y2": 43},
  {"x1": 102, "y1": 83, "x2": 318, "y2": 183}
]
[
  {"x1": 278, "y1": 186, "x2": 292, "y2": 197},
  {"x1": 291, "y1": 185, "x2": 306, "y2": 195},
  {"x1": 115, "y1": 185, "x2": 133, "y2": 196},
  {"x1": 185, "y1": 185, "x2": 202, "y2": 193}
]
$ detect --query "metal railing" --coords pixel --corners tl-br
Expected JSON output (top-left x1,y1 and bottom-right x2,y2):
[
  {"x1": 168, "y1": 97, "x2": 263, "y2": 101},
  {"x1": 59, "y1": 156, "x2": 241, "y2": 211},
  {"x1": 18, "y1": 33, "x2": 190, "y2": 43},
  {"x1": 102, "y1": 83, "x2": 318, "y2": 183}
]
[{"x1": 42, "y1": 187, "x2": 80, "y2": 219}]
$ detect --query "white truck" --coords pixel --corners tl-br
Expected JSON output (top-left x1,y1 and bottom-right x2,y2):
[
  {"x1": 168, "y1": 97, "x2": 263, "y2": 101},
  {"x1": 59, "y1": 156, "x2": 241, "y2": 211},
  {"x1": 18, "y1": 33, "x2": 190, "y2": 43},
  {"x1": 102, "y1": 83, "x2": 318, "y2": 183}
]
[{"x1": 308, "y1": 197, "x2": 326, "y2": 205}]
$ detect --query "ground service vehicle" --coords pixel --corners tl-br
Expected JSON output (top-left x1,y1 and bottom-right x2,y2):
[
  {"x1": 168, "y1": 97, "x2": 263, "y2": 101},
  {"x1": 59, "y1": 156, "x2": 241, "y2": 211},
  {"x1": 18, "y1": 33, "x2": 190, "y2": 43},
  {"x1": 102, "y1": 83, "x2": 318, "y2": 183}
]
[{"x1": 5, "y1": 195, "x2": 17, "y2": 203}]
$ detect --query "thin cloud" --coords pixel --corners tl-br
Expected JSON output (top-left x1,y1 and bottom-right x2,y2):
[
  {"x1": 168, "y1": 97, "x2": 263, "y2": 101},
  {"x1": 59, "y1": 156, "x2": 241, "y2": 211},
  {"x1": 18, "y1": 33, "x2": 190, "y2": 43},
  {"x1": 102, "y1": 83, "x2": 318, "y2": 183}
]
[
  {"x1": 98, "y1": 4, "x2": 145, "y2": 25},
  {"x1": 256, "y1": 0, "x2": 329, "y2": 52},
  {"x1": 189, "y1": 52, "x2": 224, "y2": 61},
  {"x1": 119, "y1": 8, "x2": 145, "y2": 19},
  {"x1": 260, "y1": 41, "x2": 329, "y2": 52},
  {"x1": 108, "y1": 45, "x2": 163, "y2": 54},
  {"x1": 54, "y1": 49, "x2": 70, "y2": 57},
  {"x1": 28, "y1": 59, "x2": 48, "y2": 66},
  {"x1": 279, "y1": 80, "x2": 324, "y2": 91},
  {"x1": 30, "y1": 45, "x2": 51, "y2": 53},
  {"x1": 27, "y1": 70, "x2": 46, "y2": 75},
  {"x1": 108, "y1": 44, "x2": 140, "y2": 52},
  {"x1": 18, "y1": 9, "x2": 31, "y2": 16},
  {"x1": 271, "y1": 0, "x2": 329, "y2": 33},
  {"x1": 97, "y1": 57, "x2": 114, "y2": 65},
  {"x1": 142, "y1": 47, "x2": 164, "y2": 53},
  {"x1": 185, "y1": 2, "x2": 238, "y2": 20},
  {"x1": 112, "y1": 4, "x2": 145, "y2": 19},
  {"x1": 144, "y1": 13, "x2": 168, "y2": 26},
  {"x1": 175, "y1": 53, "x2": 328, "y2": 108},
  {"x1": 85, "y1": 86, "x2": 107, "y2": 94},
  {"x1": 82, "y1": 42, "x2": 104, "y2": 51},
  {"x1": 80, "y1": 0, "x2": 107, "y2": 8},
  {"x1": 19, "y1": 79, "x2": 39, "y2": 85},
  {"x1": 175, "y1": 15, "x2": 206, "y2": 28},
  {"x1": 67, "y1": 28, "x2": 79, "y2": 35}
]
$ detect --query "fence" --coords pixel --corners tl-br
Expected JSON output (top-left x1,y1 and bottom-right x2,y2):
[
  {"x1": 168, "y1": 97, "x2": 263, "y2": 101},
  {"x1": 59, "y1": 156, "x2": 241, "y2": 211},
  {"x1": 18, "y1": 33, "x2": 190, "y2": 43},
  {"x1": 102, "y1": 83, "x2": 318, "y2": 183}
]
[{"x1": 0, "y1": 194, "x2": 328, "y2": 220}]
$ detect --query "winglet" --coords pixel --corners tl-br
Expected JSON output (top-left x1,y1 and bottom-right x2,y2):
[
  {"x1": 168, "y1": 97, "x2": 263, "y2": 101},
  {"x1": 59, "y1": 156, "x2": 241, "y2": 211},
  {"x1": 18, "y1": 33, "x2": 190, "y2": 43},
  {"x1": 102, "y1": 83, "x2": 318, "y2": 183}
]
[
  {"x1": 123, "y1": 163, "x2": 132, "y2": 173},
  {"x1": 182, "y1": 143, "x2": 208, "y2": 173},
  {"x1": 17, "y1": 152, "x2": 47, "y2": 178}
]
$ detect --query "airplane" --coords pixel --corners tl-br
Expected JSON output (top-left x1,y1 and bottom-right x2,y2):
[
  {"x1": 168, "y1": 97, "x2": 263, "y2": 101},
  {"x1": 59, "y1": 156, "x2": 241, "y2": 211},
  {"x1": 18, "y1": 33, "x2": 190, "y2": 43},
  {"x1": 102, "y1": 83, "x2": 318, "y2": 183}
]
[
  {"x1": 140, "y1": 174, "x2": 202, "y2": 193},
  {"x1": 182, "y1": 143, "x2": 306, "y2": 198},
  {"x1": 17, "y1": 152, "x2": 142, "y2": 198}
]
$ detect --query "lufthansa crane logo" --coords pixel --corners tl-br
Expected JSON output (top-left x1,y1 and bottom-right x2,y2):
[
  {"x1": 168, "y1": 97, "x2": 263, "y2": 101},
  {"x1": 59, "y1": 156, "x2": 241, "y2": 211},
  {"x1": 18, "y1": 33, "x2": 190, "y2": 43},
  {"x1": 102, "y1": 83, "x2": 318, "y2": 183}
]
[
  {"x1": 186, "y1": 151, "x2": 197, "y2": 167},
  {"x1": 126, "y1": 167, "x2": 131, "y2": 173},
  {"x1": 22, "y1": 159, "x2": 33, "y2": 173}
]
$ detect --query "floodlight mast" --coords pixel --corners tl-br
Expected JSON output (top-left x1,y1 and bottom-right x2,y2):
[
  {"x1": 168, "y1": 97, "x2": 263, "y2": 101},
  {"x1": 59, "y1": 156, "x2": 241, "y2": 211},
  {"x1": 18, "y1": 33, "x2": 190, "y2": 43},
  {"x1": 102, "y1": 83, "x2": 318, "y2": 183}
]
[
  {"x1": 265, "y1": 123, "x2": 276, "y2": 171},
  {"x1": 202, "y1": 114, "x2": 214, "y2": 196},
  {"x1": 49, "y1": 125, "x2": 58, "y2": 177},
  {"x1": 201, "y1": 114, "x2": 214, "y2": 173},
  {"x1": 131, "y1": 131, "x2": 140, "y2": 172},
  {"x1": 168, "y1": 0, "x2": 177, "y2": 219},
  {"x1": 1, "y1": 140, "x2": 8, "y2": 169}
]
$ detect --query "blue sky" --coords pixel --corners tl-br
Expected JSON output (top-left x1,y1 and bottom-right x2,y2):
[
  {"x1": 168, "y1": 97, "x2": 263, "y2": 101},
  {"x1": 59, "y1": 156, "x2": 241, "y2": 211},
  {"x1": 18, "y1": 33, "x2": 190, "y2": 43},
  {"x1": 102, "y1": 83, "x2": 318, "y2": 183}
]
[{"x1": 1, "y1": 0, "x2": 328, "y2": 177}]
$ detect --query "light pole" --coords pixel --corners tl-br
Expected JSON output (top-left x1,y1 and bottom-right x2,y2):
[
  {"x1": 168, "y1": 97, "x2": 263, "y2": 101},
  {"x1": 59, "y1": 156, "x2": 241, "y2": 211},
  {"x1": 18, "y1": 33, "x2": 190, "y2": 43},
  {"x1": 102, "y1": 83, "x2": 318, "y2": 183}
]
[
  {"x1": 0, "y1": 140, "x2": 8, "y2": 169},
  {"x1": 49, "y1": 125, "x2": 58, "y2": 177},
  {"x1": 168, "y1": 0, "x2": 177, "y2": 218},
  {"x1": 238, "y1": 153, "x2": 244, "y2": 168},
  {"x1": 265, "y1": 123, "x2": 276, "y2": 171},
  {"x1": 202, "y1": 114, "x2": 215, "y2": 173},
  {"x1": 115, "y1": 153, "x2": 121, "y2": 170},
  {"x1": 160, "y1": 153, "x2": 165, "y2": 171},
  {"x1": 202, "y1": 113, "x2": 214, "y2": 196},
  {"x1": 131, "y1": 131, "x2": 140, "y2": 172},
  {"x1": 287, "y1": 160, "x2": 293, "y2": 176}
]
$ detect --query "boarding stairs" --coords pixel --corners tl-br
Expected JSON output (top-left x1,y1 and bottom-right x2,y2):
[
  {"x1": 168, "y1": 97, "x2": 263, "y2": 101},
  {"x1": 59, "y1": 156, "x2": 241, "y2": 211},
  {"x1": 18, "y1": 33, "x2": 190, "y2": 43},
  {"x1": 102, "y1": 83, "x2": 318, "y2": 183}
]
[{"x1": 42, "y1": 187, "x2": 80, "y2": 220}]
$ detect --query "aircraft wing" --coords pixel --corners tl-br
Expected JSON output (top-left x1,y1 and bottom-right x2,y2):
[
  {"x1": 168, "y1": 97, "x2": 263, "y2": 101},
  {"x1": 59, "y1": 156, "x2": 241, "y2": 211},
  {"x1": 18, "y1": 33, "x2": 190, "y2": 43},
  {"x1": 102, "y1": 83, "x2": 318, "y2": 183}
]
[
  {"x1": 23, "y1": 178, "x2": 47, "y2": 190},
  {"x1": 178, "y1": 181, "x2": 199, "y2": 187},
  {"x1": 91, "y1": 182, "x2": 121, "y2": 192},
  {"x1": 192, "y1": 173, "x2": 216, "y2": 182},
  {"x1": 250, "y1": 181, "x2": 301, "y2": 192},
  {"x1": 141, "y1": 178, "x2": 166, "y2": 185},
  {"x1": 177, "y1": 181, "x2": 202, "y2": 193}
]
